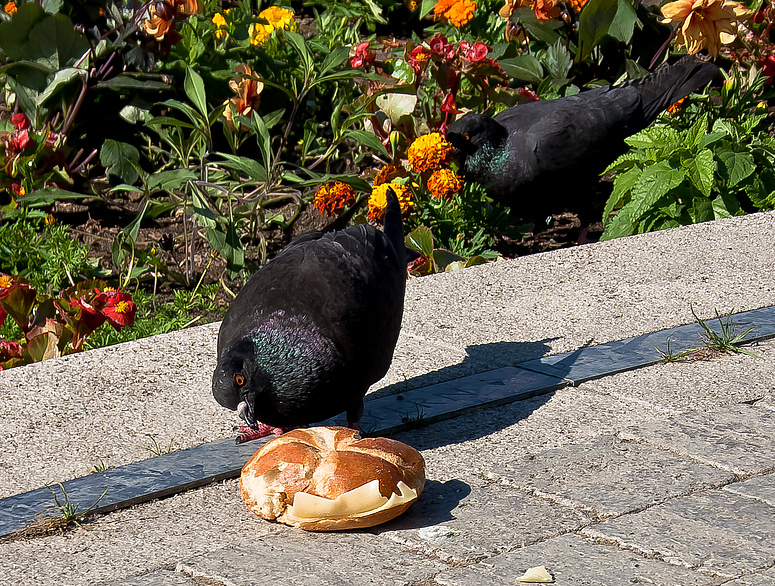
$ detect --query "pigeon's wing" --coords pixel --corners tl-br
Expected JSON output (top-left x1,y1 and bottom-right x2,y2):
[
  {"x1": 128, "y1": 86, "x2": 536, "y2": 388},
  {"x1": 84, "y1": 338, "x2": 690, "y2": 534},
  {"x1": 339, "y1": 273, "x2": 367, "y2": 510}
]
[{"x1": 495, "y1": 86, "x2": 643, "y2": 183}]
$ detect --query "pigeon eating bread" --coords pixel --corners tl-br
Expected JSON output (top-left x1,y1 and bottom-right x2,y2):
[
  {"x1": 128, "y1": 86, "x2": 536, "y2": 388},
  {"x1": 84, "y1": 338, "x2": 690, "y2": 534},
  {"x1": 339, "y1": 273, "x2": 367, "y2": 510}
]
[{"x1": 240, "y1": 427, "x2": 425, "y2": 530}]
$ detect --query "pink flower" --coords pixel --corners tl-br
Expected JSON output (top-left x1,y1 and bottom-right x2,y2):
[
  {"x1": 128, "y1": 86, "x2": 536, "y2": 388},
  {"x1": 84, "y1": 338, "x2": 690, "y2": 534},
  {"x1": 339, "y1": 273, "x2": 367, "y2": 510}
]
[
  {"x1": 350, "y1": 41, "x2": 376, "y2": 69},
  {"x1": 10, "y1": 113, "x2": 29, "y2": 130},
  {"x1": 459, "y1": 40, "x2": 490, "y2": 63}
]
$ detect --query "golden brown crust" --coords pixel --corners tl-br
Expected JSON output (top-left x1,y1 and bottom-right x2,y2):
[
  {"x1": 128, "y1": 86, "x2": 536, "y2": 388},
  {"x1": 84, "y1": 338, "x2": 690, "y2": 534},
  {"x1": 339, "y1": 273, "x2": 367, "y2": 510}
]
[{"x1": 240, "y1": 426, "x2": 425, "y2": 531}]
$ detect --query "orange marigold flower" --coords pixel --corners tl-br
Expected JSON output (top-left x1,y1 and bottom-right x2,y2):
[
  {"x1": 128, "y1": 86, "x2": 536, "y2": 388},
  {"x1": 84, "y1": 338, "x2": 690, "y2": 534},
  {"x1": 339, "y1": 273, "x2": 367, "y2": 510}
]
[
  {"x1": 368, "y1": 183, "x2": 414, "y2": 223},
  {"x1": 408, "y1": 133, "x2": 453, "y2": 174},
  {"x1": 565, "y1": 0, "x2": 589, "y2": 12},
  {"x1": 374, "y1": 164, "x2": 407, "y2": 186},
  {"x1": 224, "y1": 64, "x2": 264, "y2": 130},
  {"x1": 175, "y1": 0, "x2": 202, "y2": 16},
  {"x1": 666, "y1": 97, "x2": 687, "y2": 115},
  {"x1": 427, "y1": 168, "x2": 463, "y2": 199},
  {"x1": 500, "y1": 0, "x2": 560, "y2": 20},
  {"x1": 0, "y1": 275, "x2": 13, "y2": 289},
  {"x1": 660, "y1": 0, "x2": 751, "y2": 58},
  {"x1": 314, "y1": 181, "x2": 357, "y2": 217},
  {"x1": 434, "y1": 0, "x2": 477, "y2": 27},
  {"x1": 4, "y1": 1, "x2": 16, "y2": 15}
]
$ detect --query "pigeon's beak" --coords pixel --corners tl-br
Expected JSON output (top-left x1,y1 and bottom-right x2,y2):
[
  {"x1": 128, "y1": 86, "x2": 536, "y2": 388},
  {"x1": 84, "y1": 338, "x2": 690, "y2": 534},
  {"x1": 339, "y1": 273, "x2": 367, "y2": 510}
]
[{"x1": 237, "y1": 400, "x2": 259, "y2": 429}]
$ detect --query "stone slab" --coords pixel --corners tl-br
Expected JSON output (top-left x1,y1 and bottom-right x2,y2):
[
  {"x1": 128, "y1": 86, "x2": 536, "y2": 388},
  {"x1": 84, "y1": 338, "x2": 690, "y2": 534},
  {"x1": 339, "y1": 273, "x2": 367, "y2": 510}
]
[
  {"x1": 724, "y1": 567, "x2": 775, "y2": 585},
  {"x1": 488, "y1": 435, "x2": 733, "y2": 518},
  {"x1": 101, "y1": 571, "x2": 195, "y2": 586},
  {"x1": 434, "y1": 532, "x2": 718, "y2": 586},
  {"x1": 583, "y1": 489, "x2": 775, "y2": 578},
  {"x1": 723, "y1": 472, "x2": 775, "y2": 508},
  {"x1": 173, "y1": 532, "x2": 447, "y2": 586},
  {"x1": 619, "y1": 405, "x2": 775, "y2": 475},
  {"x1": 373, "y1": 475, "x2": 590, "y2": 563}
]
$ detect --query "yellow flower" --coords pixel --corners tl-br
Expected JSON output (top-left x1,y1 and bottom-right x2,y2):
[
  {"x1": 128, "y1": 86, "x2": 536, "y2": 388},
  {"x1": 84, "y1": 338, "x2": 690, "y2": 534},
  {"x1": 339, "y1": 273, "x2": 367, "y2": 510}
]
[
  {"x1": 212, "y1": 10, "x2": 229, "y2": 40},
  {"x1": 660, "y1": 0, "x2": 751, "y2": 58},
  {"x1": 4, "y1": 1, "x2": 16, "y2": 15},
  {"x1": 249, "y1": 6, "x2": 298, "y2": 46},
  {"x1": 314, "y1": 181, "x2": 357, "y2": 216},
  {"x1": 407, "y1": 133, "x2": 453, "y2": 174},
  {"x1": 224, "y1": 64, "x2": 264, "y2": 130},
  {"x1": 433, "y1": 0, "x2": 477, "y2": 27},
  {"x1": 368, "y1": 183, "x2": 414, "y2": 223},
  {"x1": 427, "y1": 168, "x2": 463, "y2": 199},
  {"x1": 0, "y1": 275, "x2": 13, "y2": 288},
  {"x1": 45, "y1": 214, "x2": 56, "y2": 226}
]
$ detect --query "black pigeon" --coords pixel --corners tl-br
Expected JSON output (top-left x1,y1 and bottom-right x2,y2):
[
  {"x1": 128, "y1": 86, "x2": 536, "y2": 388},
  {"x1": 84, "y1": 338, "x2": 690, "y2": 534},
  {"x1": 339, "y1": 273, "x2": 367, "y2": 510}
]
[
  {"x1": 212, "y1": 189, "x2": 407, "y2": 443},
  {"x1": 447, "y1": 55, "x2": 719, "y2": 230}
]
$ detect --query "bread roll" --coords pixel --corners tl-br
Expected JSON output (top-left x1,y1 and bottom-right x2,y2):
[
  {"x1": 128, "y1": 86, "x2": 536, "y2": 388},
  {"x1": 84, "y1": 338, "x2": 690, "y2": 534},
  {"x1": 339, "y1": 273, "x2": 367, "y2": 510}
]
[{"x1": 240, "y1": 426, "x2": 425, "y2": 530}]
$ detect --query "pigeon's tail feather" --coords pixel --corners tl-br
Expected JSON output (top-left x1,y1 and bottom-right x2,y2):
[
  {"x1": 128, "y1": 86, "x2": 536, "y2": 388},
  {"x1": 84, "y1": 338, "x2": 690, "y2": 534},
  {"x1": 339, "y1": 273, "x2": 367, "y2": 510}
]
[
  {"x1": 631, "y1": 55, "x2": 719, "y2": 123},
  {"x1": 382, "y1": 187, "x2": 405, "y2": 262}
]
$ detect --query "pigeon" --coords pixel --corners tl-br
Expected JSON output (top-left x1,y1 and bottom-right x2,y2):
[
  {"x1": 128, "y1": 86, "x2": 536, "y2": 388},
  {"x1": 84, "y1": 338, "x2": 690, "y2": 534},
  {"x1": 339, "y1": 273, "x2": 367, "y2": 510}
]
[
  {"x1": 447, "y1": 55, "x2": 719, "y2": 231},
  {"x1": 212, "y1": 188, "x2": 407, "y2": 443}
]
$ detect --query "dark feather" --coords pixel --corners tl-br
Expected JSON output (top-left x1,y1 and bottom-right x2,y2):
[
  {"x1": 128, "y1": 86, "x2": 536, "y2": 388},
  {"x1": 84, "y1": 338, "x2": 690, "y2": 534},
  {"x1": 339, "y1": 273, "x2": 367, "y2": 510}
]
[{"x1": 212, "y1": 188, "x2": 407, "y2": 437}]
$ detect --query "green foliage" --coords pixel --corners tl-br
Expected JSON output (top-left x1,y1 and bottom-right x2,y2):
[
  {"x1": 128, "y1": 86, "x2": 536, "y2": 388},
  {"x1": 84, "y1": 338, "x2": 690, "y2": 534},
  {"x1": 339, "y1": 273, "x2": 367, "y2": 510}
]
[
  {"x1": 692, "y1": 305, "x2": 760, "y2": 358},
  {"x1": 600, "y1": 110, "x2": 775, "y2": 241},
  {"x1": 43, "y1": 482, "x2": 108, "y2": 529},
  {"x1": 0, "y1": 214, "x2": 98, "y2": 294}
]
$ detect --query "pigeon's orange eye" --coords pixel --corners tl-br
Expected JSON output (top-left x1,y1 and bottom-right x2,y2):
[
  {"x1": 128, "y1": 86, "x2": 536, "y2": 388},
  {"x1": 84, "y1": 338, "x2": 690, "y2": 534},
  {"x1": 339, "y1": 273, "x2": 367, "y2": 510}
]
[{"x1": 234, "y1": 374, "x2": 245, "y2": 386}]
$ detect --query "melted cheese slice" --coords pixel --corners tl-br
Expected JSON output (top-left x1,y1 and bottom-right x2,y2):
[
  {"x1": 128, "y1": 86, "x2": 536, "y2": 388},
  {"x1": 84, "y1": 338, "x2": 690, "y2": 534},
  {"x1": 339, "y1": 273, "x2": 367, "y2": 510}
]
[
  {"x1": 517, "y1": 565, "x2": 553, "y2": 583},
  {"x1": 292, "y1": 480, "x2": 417, "y2": 519}
]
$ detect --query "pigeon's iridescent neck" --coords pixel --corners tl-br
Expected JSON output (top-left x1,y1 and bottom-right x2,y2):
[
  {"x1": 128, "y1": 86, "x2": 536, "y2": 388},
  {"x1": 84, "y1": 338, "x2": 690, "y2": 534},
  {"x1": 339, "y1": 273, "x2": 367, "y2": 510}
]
[
  {"x1": 247, "y1": 311, "x2": 337, "y2": 388},
  {"x1": 467, "y1": 141, "x2": 509, "y2": 180}
]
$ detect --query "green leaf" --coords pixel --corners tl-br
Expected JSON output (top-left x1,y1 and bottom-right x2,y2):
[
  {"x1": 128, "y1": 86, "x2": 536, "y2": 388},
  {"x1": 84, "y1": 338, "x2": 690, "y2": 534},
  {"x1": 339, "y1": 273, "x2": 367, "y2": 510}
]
[
  {"x1": 100, "y1": 140, "x2": 140, "y2": 185},
  {"x1": 513, "y1": 7, "x2": 562, "y2": 44},
  {"x1": 20, "y1": 187, "x2": 90, "y2": 205},
  {"x1": 218, "y1": 153, "x2": 267, "y2": 182},
  {"x1": 716, "y1": 149, "x2": 755, "y2": 188},
  {"x1": 607, "y1": 0, "x2": 639, "y2": 43},
  {"x1": 0, "y1": 3, "x2": 45, "y2": 61},
  {"x1": 345, "y1": 130, "x2": 390, "y2": 159},
  {"x1": 433, "y1": 248, "x2": 465, "y2": 271},
  {"x1": 687, "y1": 196, "x2": 714, "y2": 223},
  {"x1": 544, "y1": 40, "x2": 572, "y2": 84},
  {"x1": 184, "y1": 65, "x2": 208, "y2": 120},
  {"x1": 36, "y1": 67, "x2": 85, "y2": 106},
  {"x1": 683, "y1": 148, "x2": 714, "y2": 198},
  {"x1": 498, "y1": 55, "x2": 544, "y2": 84},
  {"x1": 420, "y1": 0, "x2": 436, "y2": 18},
  {"x1": 603, "y1": 165, "x2": 640, "y2": 222},
  {"x1": 405, "y1": 226, "x2": 435, "y2": 258},
  {"x1": 283, "y1": 30, "x2": 313, "y2": 74},
  {"x1": 40, "y1": 0, "x2": 63, "y2": 14},
  {"x1": 250, "y1": 114, "x2": 273, "y2": 173},
  {"x1": 577, "y1": 0, "x2": 619, "y2": 62},
  {"x1": 205, "y1": 222, "x2": 244, "y2": 276},
  {"x1": 94, "y1": 75, "x2": 172, "y2": 91},
  {"x1": 600, "y1": 205, "x2": 635, "y2": 240},
  {"x1": 712, "y1": 193, "x2": 743, "y2": 218},
  {"x1": 629, "y1": 161, "x2": 685, "y2": 221},
  {"x1": 147, "y1": 169, "x2": 198, "y2": 193},
  {"x1": 191, "y1": 187, "x2": 217, "y2": 230},
  {"x1": 26, "y1": 13, "x2": 89, "y2": 69},
  {"x1": 318, "y1": 46, "x2": 350, "y2": 77}
]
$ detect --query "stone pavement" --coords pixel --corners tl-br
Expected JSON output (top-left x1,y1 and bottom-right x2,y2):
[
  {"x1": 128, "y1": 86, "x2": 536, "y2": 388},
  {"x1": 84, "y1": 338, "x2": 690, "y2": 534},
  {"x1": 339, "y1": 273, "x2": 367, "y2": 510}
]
[{"x1": 1, "y1": 211, "x2": 775, "y2": 585}]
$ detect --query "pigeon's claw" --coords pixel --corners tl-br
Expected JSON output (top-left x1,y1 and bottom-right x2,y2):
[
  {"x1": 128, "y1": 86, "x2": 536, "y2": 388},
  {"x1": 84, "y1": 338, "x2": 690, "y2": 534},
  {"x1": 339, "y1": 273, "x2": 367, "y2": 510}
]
[{"x1": 235, "y1": 423, "x2": 289, "y2": 444}]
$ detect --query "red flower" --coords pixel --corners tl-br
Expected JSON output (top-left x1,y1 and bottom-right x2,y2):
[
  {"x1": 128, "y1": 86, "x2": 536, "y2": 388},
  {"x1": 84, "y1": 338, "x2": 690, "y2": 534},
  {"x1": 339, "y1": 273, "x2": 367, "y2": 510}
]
[
  {"x1": 754, "y1": 8, "x2": 766, "y2": 23},
  {"x1": 350, "y1": 41, "x2": 376, "y2": 69},
  {"x1": 459, "y1": 40, "x2": 490, "y2": 63},
  {"x1": 428, "y1": 35, "x2": 456, "y2": 60},
  {"x1": 761, "y1": 55, "x2": 775, "y2": 83},
  {"x1": 11, "y1": 129, "x2": 33, "y2": 151},
  {"x1": 0, "y1": 306, "x2": 6, "y2": 327},
  {"x1": 409, "y1": 45, "x2": 433, "y2": 74},
  {"x1": 10, "y1": 112, "x2": 29, "y2": 130},
  {"x1": 518, "y1": 87, "x2": 540, "y2": 102},
  {"x1": 93, "y1": 290, "x2": 137, "y2": 330},
  {"x1": 441, "y1": 92, "x2": 462, "y2": 114}
]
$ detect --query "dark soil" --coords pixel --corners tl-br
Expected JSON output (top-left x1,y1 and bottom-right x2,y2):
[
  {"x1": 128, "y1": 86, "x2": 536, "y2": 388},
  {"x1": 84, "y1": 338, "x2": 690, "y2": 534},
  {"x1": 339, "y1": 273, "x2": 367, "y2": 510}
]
[{"x1": 53, "y1": 191, "x2": 601, "y2": 308}]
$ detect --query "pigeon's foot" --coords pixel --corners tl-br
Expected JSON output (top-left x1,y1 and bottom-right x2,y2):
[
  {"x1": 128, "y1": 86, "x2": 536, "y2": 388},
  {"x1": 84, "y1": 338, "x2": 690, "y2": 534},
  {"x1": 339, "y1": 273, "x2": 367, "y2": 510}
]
[{"x1": 235, "y1": 423, "x2": 288, "y2": 444}]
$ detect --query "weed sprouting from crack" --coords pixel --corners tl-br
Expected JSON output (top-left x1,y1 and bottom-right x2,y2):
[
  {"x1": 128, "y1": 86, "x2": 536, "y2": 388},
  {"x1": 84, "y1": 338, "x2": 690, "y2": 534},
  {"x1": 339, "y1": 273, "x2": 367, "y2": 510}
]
[
  {"x1": 143, "y1": 434, "x2": 176, "y2": 456},
  {"x1": 401, "y1": 404, "x2": 429, "y2": 430},
  {"x1": 691, "y1": 305, "x2": 760, "y2": 358},
  {"x1": 653, "y1": 332, "x2": 694, "y2": 363},
  {"x1": 42, "y1": 483, "x2": 108, "y2": 530}
]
